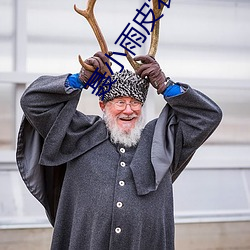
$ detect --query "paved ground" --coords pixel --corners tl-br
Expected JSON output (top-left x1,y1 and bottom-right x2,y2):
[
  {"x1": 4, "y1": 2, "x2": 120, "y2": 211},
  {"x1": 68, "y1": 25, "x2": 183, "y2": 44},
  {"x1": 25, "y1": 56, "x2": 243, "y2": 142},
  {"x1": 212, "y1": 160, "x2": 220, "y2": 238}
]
[{"x1": 1, "y1": 221, "x2": 250, "y2": 250}]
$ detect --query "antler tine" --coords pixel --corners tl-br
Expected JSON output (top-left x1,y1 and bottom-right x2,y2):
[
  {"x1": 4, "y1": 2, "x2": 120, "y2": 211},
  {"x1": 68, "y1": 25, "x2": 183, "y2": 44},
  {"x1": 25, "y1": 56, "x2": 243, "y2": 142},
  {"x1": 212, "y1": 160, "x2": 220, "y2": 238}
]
[
  {"x1": 126, "y1": 0, "x2": 169, "y2": 70},
  {"x1": 74, "y1": 0, "x2": 110, "y2": 72},
  {"x1": 148, "y1": 0, "x2": 168, "y2": 57},
  {"x1": 125, "y1": 48, "x2": 141, "y2": 71}
]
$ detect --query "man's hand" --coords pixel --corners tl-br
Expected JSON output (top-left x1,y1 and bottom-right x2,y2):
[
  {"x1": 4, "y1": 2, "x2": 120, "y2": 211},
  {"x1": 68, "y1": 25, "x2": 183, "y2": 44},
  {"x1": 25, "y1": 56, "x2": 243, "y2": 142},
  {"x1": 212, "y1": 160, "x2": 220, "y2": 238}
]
[
  {"x1": 79, "y1": 51, "x2": 110, "y2": 84},
  {"x1": 134, "y1": 55, "x2": 167, "y2": 94}
]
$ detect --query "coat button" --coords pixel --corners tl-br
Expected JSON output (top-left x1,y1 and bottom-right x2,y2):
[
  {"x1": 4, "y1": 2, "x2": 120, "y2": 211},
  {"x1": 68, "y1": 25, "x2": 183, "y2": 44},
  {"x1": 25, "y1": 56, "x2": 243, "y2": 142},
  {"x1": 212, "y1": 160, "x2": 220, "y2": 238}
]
[
  {"x1": 119, "y1": 181, "x2": 125, "y2": 186},
  {"x1": 120, "y1": 148, "x2": 125, "y2": 153},
  {"x1": 120, "y1": 162, "x2": 126, "y2": 167},
  {"x1": 115, "y1": 227, "x2": 122, "y2": 234},
  {"x1": 117, "y1": 202, "x2": 123, "y2": 208}
]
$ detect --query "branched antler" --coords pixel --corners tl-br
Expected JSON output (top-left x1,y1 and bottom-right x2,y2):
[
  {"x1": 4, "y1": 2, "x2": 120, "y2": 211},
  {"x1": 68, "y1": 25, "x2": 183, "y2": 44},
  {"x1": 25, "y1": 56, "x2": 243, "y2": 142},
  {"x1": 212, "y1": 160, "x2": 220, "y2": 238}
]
[
  {"x1": 126, "y1": 0, "x2": 169, "y2": 70},
  {"x1": 74, "y1": 0, "x2": 110, "y2": 72}
]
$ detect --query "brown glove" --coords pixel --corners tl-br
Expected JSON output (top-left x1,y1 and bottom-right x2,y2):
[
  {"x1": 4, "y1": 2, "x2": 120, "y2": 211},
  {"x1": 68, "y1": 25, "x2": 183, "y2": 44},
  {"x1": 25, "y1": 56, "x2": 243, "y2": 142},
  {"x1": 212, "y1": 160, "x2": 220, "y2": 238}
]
[
  {"x1": 79, "y1": 51, "x2": 110, "y2": 84},
  {"x1": 134, "y1": 55, "x2": 167, "y2": 94}
]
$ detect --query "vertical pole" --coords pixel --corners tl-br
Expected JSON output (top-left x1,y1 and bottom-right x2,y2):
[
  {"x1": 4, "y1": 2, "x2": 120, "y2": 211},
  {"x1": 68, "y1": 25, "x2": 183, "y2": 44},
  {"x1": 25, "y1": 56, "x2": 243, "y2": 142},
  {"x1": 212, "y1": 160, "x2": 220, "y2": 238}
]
[
  {"x1": 13, "y1": 0, "x2": 27, "y2": 146},
  {"x1": 12, "y1": 0, "x2": 27, "y2": 219},
  {"x1": 14, "y1": 0, "x2": 27, "y2": 72}
]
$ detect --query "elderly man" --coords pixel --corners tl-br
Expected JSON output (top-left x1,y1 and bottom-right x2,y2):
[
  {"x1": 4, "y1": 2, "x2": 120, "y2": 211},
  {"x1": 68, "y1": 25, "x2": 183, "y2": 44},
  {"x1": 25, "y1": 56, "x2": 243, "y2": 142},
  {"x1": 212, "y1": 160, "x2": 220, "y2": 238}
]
[{"x1": 17, "y1": 52, "x2": 222, "y2": 250}]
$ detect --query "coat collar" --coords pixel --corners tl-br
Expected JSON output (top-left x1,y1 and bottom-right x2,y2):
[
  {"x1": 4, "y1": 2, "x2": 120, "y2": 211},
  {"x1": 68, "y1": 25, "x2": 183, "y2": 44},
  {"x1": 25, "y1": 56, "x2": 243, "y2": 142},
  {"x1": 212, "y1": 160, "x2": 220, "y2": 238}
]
[{"x1": 130, "y1": 105, "x2": 177, "y2": 195}]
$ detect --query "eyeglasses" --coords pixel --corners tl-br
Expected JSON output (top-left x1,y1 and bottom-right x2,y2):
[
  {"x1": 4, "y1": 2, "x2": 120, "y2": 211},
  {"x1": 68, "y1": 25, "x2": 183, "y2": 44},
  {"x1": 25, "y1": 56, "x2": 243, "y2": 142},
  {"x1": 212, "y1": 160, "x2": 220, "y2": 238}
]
[{"x1": 109, "y1": 100, "x2": 142, "y2": 111}]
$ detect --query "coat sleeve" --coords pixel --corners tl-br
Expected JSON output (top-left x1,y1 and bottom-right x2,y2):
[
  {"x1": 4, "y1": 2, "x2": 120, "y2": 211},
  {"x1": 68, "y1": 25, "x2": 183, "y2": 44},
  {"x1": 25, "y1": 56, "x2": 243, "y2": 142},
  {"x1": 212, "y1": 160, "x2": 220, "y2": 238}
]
[
  {"x1": 20, "y1": 74, "x2": 108, "y2": 166},
  {"x1": 20, "y1": 74, "x2": 82, "y2": 139},
  {"x1": 164, "y1": 84, "x2": 223, "y2": 182}
]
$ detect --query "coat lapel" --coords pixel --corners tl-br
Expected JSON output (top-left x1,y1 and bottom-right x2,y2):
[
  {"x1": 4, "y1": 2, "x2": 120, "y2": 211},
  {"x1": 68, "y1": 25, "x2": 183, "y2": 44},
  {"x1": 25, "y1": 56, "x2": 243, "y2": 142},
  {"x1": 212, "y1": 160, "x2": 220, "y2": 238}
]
[{"x1": 130, "y1": 105, "x2": 177, "y2": 196}]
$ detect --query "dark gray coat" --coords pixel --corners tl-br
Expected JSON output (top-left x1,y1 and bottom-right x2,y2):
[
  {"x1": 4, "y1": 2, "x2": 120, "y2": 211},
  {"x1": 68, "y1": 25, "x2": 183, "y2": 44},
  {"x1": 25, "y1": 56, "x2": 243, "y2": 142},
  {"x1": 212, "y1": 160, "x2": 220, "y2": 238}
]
[{"x1": 16, "y1": 75, "x2": 222, "y2": 250}]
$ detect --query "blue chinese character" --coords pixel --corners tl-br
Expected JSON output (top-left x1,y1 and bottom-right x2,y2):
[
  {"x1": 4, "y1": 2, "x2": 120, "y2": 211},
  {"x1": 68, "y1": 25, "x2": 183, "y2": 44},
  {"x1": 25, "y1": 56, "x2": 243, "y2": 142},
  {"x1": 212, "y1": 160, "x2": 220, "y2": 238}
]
[
  {"x1": 158, "y1": 0, "x2": 171, "y2": 9},
  {"x1": 105, "y1": 52, "x2": 126, "y2": 73},
  {"x1": 133, "y1": 2, "x2": 163, "y2": 35},
  {"x1": 96, "y1": 76, "x2": 117, "y2": 101},
  {"x1": 115, "y1": 23, "x2": 147, "y2": 56},
  {"x1": 85, "y1": 67, "x2": 106, "y2": 94}
]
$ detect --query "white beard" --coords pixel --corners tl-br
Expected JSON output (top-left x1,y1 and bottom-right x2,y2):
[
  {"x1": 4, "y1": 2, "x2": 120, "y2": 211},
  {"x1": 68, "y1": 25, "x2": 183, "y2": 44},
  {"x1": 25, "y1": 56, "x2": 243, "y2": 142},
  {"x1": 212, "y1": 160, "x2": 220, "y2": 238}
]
[{"x1": 103, "y1": 110, "x2": 145, "y2": 147}]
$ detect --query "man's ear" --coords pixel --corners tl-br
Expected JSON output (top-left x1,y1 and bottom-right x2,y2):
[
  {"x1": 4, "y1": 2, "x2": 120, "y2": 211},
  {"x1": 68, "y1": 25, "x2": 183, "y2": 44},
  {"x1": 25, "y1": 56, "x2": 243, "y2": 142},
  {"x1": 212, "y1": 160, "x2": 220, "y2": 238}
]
[{"x1": 99, "y1": 101, "x2": 106, "y2": 111}]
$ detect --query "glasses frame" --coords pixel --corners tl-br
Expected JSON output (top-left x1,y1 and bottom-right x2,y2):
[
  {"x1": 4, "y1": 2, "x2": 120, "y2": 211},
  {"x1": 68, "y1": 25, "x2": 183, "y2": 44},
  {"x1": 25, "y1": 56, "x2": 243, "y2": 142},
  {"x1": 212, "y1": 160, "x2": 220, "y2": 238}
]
[{"x1": 108, "y1": 100, "x2": 143, "y2": 111}]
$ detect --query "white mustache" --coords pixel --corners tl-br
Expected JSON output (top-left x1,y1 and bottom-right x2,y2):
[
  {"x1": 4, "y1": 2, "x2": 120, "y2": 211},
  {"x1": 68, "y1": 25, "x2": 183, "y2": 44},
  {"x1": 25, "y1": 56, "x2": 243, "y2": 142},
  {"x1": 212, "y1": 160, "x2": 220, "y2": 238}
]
[{"x1": 118, "y1": 114, "x2": 138, "y2": 119}]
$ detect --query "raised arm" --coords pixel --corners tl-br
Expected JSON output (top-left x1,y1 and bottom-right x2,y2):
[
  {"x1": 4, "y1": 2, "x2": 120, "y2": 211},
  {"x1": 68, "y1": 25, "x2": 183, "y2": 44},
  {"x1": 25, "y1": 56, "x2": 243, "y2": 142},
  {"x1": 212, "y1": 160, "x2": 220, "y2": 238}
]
[
  {"x1": 20, "y1": 52, "x2": 109, "y2": 139},
  {"x1": 134, "y1": 55, "x2": 222, "y2": 181},
  {"x1": 165, "y1": 84, "x2": 222, "y2": 181},
  {"x1": 20, "y1": 74, "x2": 81, "y2": 138}
]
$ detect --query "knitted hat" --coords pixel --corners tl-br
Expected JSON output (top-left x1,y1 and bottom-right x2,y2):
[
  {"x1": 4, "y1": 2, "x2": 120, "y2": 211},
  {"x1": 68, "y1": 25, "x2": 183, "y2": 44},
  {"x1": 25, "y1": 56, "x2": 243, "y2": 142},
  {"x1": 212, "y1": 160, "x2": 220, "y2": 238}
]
[{"x1": 99, "y1": 69, "x2": 149, "y2": 103}]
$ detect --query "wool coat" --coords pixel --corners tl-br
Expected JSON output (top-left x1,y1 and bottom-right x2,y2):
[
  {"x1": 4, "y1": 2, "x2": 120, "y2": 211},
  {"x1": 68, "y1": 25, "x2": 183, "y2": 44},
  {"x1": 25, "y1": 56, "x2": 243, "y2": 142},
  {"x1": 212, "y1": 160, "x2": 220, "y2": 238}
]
[{"x1": 16, "y1": 74, "x2": 222, "y2": 250}]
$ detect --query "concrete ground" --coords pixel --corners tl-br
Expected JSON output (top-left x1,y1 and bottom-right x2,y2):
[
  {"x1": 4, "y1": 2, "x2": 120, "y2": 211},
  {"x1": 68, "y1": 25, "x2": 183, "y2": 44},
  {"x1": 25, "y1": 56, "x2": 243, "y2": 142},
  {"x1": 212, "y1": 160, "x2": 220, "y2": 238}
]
[{"x1": 0, "y1": 221, "x2": 250, "y2": 250}]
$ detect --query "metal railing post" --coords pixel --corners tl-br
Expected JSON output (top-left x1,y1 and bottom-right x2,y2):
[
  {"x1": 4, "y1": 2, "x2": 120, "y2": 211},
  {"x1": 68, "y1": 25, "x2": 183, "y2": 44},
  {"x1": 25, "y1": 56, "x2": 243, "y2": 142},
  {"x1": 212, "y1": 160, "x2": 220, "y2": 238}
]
[{"x1": 13, "y1": 0, "x2": 27, "y2": 146}]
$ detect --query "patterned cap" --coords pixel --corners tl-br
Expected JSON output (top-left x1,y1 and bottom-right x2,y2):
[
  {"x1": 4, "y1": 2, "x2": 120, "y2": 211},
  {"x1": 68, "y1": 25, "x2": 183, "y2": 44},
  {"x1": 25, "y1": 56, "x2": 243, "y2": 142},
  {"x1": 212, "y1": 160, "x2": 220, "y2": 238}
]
[{"x1": 99, "y1": 69, "x2": 149, "y2": 103}]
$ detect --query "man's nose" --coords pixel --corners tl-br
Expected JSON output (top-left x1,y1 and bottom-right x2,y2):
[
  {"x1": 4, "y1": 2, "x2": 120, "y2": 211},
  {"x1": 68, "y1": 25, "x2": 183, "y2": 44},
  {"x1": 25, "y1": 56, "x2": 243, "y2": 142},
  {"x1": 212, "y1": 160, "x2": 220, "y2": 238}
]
[{"x1": 122, "y1": 104, "x2": 134, "y2": 115}]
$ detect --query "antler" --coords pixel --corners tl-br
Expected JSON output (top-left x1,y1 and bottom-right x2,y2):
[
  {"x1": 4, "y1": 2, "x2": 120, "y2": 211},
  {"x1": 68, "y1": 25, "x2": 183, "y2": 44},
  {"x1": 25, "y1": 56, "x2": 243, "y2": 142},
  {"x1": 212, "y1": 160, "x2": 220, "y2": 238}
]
[
  {"x1": 126, "y1": 0, "x2": 169, "y2": 70},
  {"x1": 74, "y1": 0, "x2": 110, "y2": 72}
]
